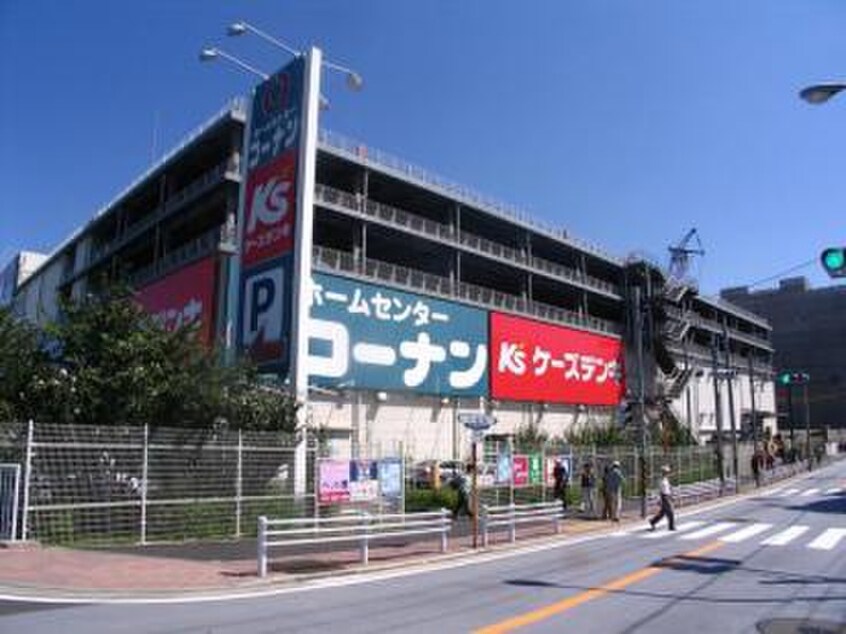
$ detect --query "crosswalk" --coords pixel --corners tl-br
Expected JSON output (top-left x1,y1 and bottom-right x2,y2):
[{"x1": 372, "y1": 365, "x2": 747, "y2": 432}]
[
  {"x1": 632, "y1": 521, "x2": 846, "y2": 551},
  {"x1": 619, "y1": 485, "x2": 845, "y2": 551}
]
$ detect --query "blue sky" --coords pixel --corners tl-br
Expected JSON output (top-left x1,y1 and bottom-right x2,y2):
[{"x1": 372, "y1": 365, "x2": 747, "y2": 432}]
[{"x1": 1, "y1": 1, "x2": 844, "y2": 295}]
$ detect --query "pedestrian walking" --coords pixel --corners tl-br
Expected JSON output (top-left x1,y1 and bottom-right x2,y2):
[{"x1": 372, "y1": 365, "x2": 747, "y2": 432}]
[
  {"x1": 580, "y1": 463, "x2": 596, "y2": 517},
  {"x1": 606, "y1": 460, "x2": 625, "y2": 522},
  {"x1": 553, "y1": 458, "x2": 570, "y2": 512},
  {"x1": 450, "y1": 465, "x2": 474, "y2": 520},
  {"x1": 649, "y1": 465, "x2": 676, "y2": 531},
  {"x1": 601, "y1": 464, "x2": 612, "y2": 520}
]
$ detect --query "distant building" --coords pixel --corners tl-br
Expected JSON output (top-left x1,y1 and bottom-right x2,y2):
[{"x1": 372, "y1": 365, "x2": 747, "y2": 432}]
[
  {"x1": 721, "y1": 277, "x2": 846, "y2": 430},
  {"x1": 0, "y1": 251, "x2": 47, "y2": 308}
]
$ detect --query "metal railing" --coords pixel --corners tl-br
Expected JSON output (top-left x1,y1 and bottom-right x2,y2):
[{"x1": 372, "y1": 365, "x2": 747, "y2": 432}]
[
  {"x1": 479, "y1": 501, "x2": 563, "y2": 547},
  {"x1": 315, "y1": 184, "x2": 620, "y2": 297},
  {"x1": 311, "y1": 245, "x2": 621, "y2": 335},
  {"x1": 318, "y1": 129, "x2": 622, "y2": 265},
  {"x1": 257, "y1": 509, "x2": 451, "y2": 577}
]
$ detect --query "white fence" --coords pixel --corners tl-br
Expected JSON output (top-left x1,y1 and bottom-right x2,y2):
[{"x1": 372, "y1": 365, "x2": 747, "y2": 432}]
[
  {"x1": 0, "y1": 464, "x2": 20, "y2": 541},
  {"x1": 257, "y1": 509, "x2": 451, "y2": 577},
  {"x1": 480, "y1": 501, "x2": 563, "y2": 547}
]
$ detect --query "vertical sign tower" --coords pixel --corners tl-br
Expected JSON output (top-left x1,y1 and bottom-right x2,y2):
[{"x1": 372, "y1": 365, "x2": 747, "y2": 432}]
[{"x1": 236, "y1": 48, "x2": 322, "y2": 494}]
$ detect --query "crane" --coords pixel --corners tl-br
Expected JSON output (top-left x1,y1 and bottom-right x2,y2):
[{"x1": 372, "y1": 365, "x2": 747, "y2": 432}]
[{"x1": 668, "y1": 228, "x2": 705, "y2": 281}]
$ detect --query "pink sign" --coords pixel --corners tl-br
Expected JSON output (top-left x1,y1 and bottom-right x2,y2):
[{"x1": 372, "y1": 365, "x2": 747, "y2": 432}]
[
  {"x1": 318, "y1": 460, "x2": 350, "y2": 504},
  {"x1": 513, "y1": 455, "x2": 529, "y2": 487}
]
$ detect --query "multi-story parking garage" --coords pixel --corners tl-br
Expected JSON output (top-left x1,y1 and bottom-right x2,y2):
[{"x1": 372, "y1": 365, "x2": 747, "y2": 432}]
[{"x1": 7, "y1": 52, "x2": 776, "y2": 463}]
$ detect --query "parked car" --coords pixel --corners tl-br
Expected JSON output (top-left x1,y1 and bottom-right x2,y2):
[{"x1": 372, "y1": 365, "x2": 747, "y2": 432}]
[{"x1": 410, "y1": 460, "x2": 465, "y2": 488}]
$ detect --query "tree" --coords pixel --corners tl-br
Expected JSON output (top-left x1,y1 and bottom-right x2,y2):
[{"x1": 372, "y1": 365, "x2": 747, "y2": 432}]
[{"x1": 1, "y1": 288, "x2": 297, "y2": 432}]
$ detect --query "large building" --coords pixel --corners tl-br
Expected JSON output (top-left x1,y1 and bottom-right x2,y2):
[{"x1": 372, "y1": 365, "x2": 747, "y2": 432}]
[
  {"x1": 721, "y1": 277, "x2": 846, "y2": 430},
  {"x1": 8, "y1": 52, "x2": 776, "y2": 462}
]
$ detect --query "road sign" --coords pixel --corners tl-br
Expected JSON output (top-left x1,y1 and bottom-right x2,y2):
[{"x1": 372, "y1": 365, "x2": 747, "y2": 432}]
[{"x1": 458, "y1": 413, "x2": 496, "y2": 432}]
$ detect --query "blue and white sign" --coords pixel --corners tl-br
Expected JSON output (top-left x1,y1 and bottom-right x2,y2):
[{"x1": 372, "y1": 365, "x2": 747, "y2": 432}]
[{"x1": 308, "y1": 273, "x2": 489, "y2": 396}]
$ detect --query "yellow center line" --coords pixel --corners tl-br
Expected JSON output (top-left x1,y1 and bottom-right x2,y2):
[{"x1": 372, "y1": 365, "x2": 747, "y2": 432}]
[{"x1": 473, "y1": 541, "x2": 724, "y2": 634}]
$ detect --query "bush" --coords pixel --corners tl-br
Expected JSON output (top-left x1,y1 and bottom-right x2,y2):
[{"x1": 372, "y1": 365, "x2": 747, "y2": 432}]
[{"x1": 405, "y1": 487, "x2": 458, "y2": 513}]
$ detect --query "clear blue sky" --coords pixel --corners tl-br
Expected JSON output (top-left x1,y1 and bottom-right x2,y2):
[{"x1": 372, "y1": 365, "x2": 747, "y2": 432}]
[{"x1": 1, "y1": 1, "x2": 844, "y2": 295}]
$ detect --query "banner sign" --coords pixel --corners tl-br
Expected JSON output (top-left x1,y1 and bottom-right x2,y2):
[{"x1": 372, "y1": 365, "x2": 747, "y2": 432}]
[
  {"x1": 238, "y1": 56, "x2": 306, "y2": 375},
  {"x1": 378, "y1": 458, "x2": 402, "y2": 499},
  {"x1": 528, "y1": 453, "x2": 543, "y2": 485},
  {"x1": 308, "y1": 273, "x2": 488, "y2": 395},
  {"x1": 490, "y1": 312, "x2": 624, "y2": 406},
  {"x1": 496, "y1": 447, "x2": 512, "y2": 485},
  {"x1": 318, "y1": 459, "x2": 350, "y2": 503},
  {"x1": 513, "y1": 455, "x2": 529, "y2": 487},
  {"x1": 137, "y1": 256, "x2": 217, "y2": 345}
]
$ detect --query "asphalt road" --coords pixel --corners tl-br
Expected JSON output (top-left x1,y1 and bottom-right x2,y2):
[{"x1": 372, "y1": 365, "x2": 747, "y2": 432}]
[{"x1": 2, "y1": 461, "x2": 844, "y2": 634}]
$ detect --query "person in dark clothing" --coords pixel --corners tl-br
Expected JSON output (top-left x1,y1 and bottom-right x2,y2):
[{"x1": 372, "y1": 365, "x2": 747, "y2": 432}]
[
  {"x1": 553, "y1": 458, "x2": 569, "y2": 512},
  {"x1": 451, "y1": 465, "x2": 474, "y2": 520},
  {"x1": 580, "y1": 463, "x2": 596, "y2": 517}
]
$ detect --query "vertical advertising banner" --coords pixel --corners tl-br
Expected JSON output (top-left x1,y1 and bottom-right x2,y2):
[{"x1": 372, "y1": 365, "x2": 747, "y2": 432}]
[
  {"x1": 490, "y1": 313, "x2": 625, "y2": 406},
  {"x1": 513, "y1": 455, "x2": 529, "y2": 487},
  {"x1": 238, "y1": 57, "x2": 306, "y2": 375},
  {"x1": 308, "y1": 273, "x2": 489, "y2": 396},
  {"x1": 528, "y1": 453, "x2": 543, "y2": 485},
  {"x1": 318, "y1": 459, "x2": 351, "y2": 504}
]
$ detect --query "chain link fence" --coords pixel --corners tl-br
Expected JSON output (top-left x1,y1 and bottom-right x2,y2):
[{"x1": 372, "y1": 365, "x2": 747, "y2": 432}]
[{"x1": 1, "y1": 421, "x2": 315, "y2": 546}]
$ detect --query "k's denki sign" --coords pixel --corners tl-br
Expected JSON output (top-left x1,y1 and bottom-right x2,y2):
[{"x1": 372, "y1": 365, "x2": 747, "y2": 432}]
[
  {"x1": 242, "y1": 151, "x2": 297, "y2": 269},
  {"x1": 308, "y1": 273, "x2": 489, "y2": 396},
  {"x1": 490, "y1": 312, "x2": 624, "y2": 406}
]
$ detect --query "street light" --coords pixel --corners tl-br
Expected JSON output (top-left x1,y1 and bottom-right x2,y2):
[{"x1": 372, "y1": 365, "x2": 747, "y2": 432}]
[
  {"x1": 198, "y1": 47, "x2": 268, "y2": 80},
  {"x1": 227, "y1": 19, "x2": 363, "y2": 91},
  {"x1": 799, "y1": 83, "x2": 846, "y2": 105}
]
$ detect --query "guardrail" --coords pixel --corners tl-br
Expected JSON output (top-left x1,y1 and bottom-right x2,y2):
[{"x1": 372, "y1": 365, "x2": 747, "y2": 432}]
[
  {"x1": 257, "y1": 509, "x2": 451, "y2": 577},
  {"x1": 645, "y1": 477, "x2": 735, "y2": 510},
  {"x1": 479, "y1": 502, "x2": 563, "y2": 547}
]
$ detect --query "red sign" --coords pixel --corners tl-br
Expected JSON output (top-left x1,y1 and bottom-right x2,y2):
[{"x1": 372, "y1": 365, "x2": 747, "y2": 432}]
[
  {"x1": 136, "y1": 257, "x2": 217, "y2": 345},
  {"x1": 490, "y1": 313, "x2": 624, "y2": 406},
  {"x1": 242, "y1": 150, "x2": 297, "y2": 268},
  {"x1": 513, "y1": 455, "x2": 529, "y2": 486}
]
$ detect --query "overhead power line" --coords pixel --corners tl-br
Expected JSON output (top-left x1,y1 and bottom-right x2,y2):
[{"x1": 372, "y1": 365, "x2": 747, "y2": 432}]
[{"x1": 744, "y1": 258, "x2": 817, "y2": 289}]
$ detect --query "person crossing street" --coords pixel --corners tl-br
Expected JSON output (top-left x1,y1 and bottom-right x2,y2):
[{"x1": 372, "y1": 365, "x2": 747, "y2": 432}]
[{"x1": 649, "y1": 465, "x2": 676, "y2": 531}]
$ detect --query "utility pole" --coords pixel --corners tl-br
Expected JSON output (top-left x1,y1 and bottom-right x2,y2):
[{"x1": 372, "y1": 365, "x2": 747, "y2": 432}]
[
  {"x1": 634, "y1": 286, "x2": 648, "y2": 519},
  {"x1": 787, "y1": 384, "x2": 795, "y2": 450},
  {"x1": 747, "y1": 354, "x2": 760, "y2": 487},
  {"x1": 722, "y1": 328, "x2": 739, "y2": 492},
  {"x1": 710, "y1": 340, "x2": 726, "y2": 494},
  {"x1": 803, "y1": 381, "x2": 812, "y2": 470}
]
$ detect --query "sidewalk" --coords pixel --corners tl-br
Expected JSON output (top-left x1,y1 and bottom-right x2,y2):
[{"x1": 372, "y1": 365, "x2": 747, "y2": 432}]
[
  {"x1": 0, "y1": 468, "x2": 815, "y2": 599},
  {"x1": 0, "y1": 512, "x2": 614, "y2": 597}
]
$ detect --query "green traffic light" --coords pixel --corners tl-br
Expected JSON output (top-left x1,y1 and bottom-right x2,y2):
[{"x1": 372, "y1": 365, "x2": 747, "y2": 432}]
[
  {"x1": 823, "y1": 249, "x2": 845, "y2": 270},
  {"x1": 778, "y1": 373, "x2": 791, "y2": 385}
]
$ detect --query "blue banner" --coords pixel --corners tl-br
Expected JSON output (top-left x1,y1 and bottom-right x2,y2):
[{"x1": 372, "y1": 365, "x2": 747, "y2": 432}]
[{"x1": 308, "y1": 273, "x2": 489, "y2": 396}]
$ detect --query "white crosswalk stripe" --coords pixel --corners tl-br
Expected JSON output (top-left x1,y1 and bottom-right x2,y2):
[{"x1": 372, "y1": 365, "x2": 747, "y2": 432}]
[
  {"x1": 823, "y1": 487, "x2": 841, "y2": 495},
  {"x1": 761, "y1": 525, "x2": 809, "y2": 546},
  {"x1": 799, "y1": 488, "x2": 820, "y2": 497},
  {"x1": 719, "y1": 523, "x2": 772, "y2": 543},
  {"x1": 779, "y1": 488, "x2": 800, "y2": 497},
  {"x1": 808, "y1": 528, "x2": 846, "y2": 551},
  {"x1": 680, "y1": 522, "x2": 737, "y2": 540},
  {"x1": 640, "y1": 520, "x2": 705, "y2": 539}
]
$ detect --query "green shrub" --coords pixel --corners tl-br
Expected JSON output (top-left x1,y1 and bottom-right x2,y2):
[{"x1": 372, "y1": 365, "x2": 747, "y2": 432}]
[{"x1": 405, "y1": 487, "x2": 458, "y2": 513}]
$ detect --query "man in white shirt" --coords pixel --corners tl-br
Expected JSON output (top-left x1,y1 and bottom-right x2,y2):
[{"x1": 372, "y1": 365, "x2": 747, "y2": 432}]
[{"x1": 649, "y1": 465, "x2": 676, "y2": 531}]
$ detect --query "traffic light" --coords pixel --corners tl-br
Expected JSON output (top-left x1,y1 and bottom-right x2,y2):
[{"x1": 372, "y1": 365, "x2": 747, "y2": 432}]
[
  {"x1": 777, "y1": 371, "x2": 810, "y2": 386},
  {"x1": 821, "y1": 247, "x2": 846, "y2": 278}
]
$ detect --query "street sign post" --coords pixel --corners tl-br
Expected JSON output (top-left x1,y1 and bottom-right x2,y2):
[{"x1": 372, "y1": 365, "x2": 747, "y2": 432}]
[{"x1": 458, "y1": 413, "x2": 496, "y2": 548}]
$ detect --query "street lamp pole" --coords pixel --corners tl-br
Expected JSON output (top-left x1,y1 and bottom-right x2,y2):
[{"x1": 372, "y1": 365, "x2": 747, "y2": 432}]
[
  {"x1": 799, "y1": 83, "x2": 846, "y2": 105},
  {"x1": 198, "y1": 47, "x2": 268, "y2": 80}
]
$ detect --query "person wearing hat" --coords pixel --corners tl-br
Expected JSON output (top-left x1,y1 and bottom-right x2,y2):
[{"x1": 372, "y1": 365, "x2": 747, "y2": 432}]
[
  {"x1": 606, "y1": 460, "x2": 625, "y2": 522},
  {"x1": 649, "y1": 465, "x2": 676, "y2": 531}
]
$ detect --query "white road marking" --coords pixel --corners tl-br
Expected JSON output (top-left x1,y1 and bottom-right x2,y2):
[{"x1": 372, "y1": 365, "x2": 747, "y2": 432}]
[
  {"x1": 641, "y1": 520, "x2": 705, "y2": 539},
  {"x1": 719, "y1": 523, "x2": 773, "y2": 543},
  {"x1": 824, "y1": 487, "x2": 841, "y2": 495},
  {"x1": 799, "y1": 488, "x2": 820, "y2": 497},
  {"x1": 761, "y1": 525, "x2": 809, "y2": 546},
  {"x1": 679, "y1": 522, "x2": 737, "y2": 540},
  {"x1": 779, "y1": 488, "x2": 800, "y2": 497},
  {"x1": 807, "y1": 528, "x2": 846, "y2": 551}
]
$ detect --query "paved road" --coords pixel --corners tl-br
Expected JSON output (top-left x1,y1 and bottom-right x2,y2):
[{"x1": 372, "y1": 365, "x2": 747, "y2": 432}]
[{"x1": 2, "y1": 462, "x2": 844, "y2": 634}]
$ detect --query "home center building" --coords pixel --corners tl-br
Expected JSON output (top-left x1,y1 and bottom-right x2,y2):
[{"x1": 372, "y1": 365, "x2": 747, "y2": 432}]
[{"x1": 8, "y1": 50, "x2": 777, "y2": 463}]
